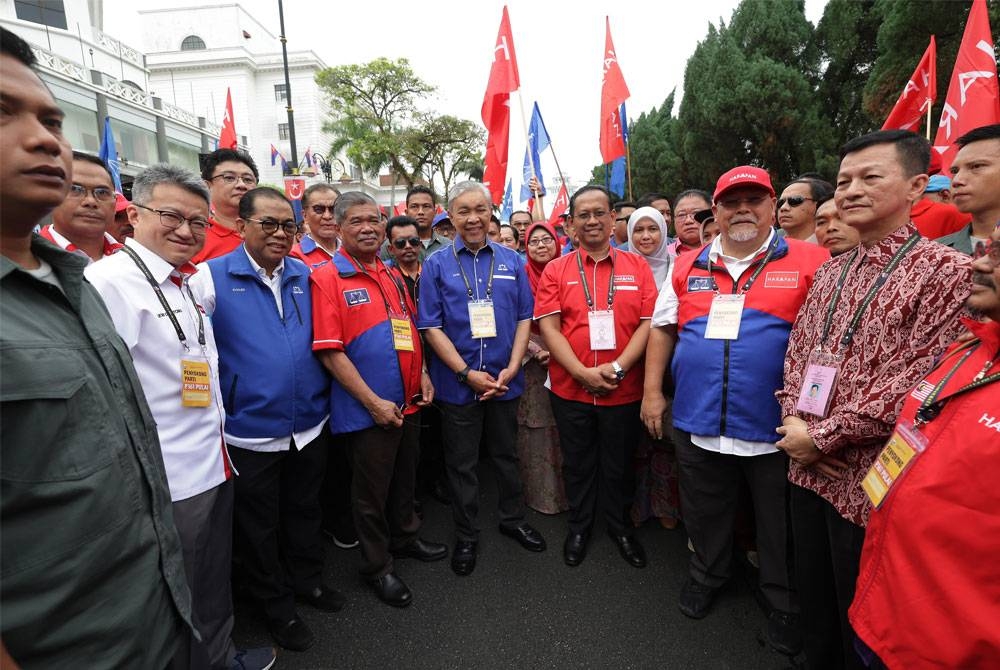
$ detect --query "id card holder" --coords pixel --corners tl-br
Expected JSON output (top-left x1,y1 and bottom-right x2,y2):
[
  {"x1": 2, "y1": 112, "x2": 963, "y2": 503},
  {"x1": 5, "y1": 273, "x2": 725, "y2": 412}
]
[
  {"x1": 861, "y1": 423, "x2": 928, "y2": 508},
  {"x1": 181, "y1": 355, "x2": 212, "y2": 407},
  {"x1": 468, "y1": 300, "x2": 497, "y2": 339},
  {"x1": 705, "y1": 294, "x2": 745, "y2": 340},
  {"x1": 796, "y1": 350, "x2": 841, "y2": 417},
  {"x1": 588, "y1": 310, "x2": 616, "y2": 350},
  {"x1": 390, "y1": 314, "x2": 415, "y2": 352}
]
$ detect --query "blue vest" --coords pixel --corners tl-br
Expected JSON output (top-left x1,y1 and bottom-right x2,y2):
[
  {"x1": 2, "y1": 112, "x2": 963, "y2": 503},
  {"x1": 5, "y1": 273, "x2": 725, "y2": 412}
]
[{"x1": 207, "y1": 248, "x2": 329, "y2": 439}]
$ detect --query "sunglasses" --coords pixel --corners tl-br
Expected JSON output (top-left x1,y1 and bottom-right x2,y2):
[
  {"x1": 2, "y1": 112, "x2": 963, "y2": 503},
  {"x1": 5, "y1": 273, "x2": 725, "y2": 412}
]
[
  {"x1": 777, "y1": 195, "x2": 815, "y2": 209},
  {"x1": 310, "y1": 204, "x2": 336, "y2": 215},
  {"x1": 392, "y1": 237, "x2": 422, "y2": 249}
]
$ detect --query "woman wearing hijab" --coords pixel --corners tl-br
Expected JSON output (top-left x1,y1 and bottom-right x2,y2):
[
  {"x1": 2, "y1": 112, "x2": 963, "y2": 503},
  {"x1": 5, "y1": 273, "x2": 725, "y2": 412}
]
[
  {"x1": 516, "y1": 221, "x2": 569, "y2": 514},
  {"x1": 626, "y1": 207, "x2": 682, "y2": 530}
]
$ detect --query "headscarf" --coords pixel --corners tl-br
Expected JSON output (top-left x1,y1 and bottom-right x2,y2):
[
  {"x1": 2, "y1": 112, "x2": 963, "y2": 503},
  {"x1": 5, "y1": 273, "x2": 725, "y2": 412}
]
[
  {"x1": 524, "y1": 220, "x2": 562, "y2": 294},
  {"x1": 627, "y1": 206, "x2": 673, "y2": 286}
]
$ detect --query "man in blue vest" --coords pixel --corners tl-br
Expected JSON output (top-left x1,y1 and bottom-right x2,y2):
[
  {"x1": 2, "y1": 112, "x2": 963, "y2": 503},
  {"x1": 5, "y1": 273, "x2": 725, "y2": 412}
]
[{"x1": 190, "y1": 188, "x2": 340, "y2": 653}]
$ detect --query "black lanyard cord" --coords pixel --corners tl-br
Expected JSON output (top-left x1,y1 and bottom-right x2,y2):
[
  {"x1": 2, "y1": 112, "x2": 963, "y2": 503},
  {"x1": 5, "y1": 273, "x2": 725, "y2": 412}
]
[
  {"x1": 576, "y1": 249, "x2": 616, "y2": 310},
  {"x1": 121, "y1": 244, "x2": 205, "y2": 349},
  {"x1": 452, "y1": 243, "x2": 495, "y2": 300},
  {"x1": 916, "y1": 338, "x2": 1000, "y2": 425},
  {"x1": 706, "y1": 235, "x2": 780, "y2": 295}
]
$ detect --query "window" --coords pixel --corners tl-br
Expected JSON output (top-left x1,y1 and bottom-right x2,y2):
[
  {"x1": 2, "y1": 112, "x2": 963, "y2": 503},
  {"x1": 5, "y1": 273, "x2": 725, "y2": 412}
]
[
  {"x1": 274, "y1": 84, "x2": 287, "y2": 103},
  {"x1": 278, "y1": 123, "x2": 289, "y2": 140},
  {"x1": 180, "y1": 35, "x2": 206, "y2": 51},
  {"x1": 14, "y1": 0, "x2": 67, "y2": 29}
]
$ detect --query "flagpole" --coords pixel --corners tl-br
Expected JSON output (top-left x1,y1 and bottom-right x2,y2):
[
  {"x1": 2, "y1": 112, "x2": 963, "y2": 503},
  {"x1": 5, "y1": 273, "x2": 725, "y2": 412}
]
[
  {"x1": 926, "y1": 101, "x2": 932, "y2": 141},
  {"x1": 517, "y1": 90, "x2": 545, "y2": 219},
  {"x1": 624, "y1": 142, "x2": 634, "y2": 201}
]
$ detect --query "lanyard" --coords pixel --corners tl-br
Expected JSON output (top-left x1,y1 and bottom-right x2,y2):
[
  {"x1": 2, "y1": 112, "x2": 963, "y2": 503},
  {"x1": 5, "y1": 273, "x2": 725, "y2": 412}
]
[
  {"x1": 121, "y1": 244, "x2": 205, "y2": 350},
  {"x1": 452, "y1": 243, "x2": 495, "y2": 299},
  {"x1": 820, "y1": 232, "x2": 920, "y2": 349},
  {"x1": 349, "y1": 254, "x2": 409, "y2": 315},
  {"x1": 576, "y1": 249, "x2": 616, "y2": 310},
  {"x1": 706, "y1": 235, "x2": 780, "y2": 295},
  {"x1": 915, "y1": 338, "x2": 1000, "y2": 426}
]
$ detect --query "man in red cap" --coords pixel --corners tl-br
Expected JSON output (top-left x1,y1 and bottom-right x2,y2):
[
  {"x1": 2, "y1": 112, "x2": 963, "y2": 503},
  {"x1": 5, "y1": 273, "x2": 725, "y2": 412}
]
[{"x1": 108, "y1": 191, "x2": 134, "y2": 243}]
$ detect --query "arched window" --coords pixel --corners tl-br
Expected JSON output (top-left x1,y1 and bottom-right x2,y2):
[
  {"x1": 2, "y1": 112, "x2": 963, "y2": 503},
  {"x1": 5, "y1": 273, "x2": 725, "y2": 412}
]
[{"x1": 180, "y1": 35, "x2": 206, "y2": 51}]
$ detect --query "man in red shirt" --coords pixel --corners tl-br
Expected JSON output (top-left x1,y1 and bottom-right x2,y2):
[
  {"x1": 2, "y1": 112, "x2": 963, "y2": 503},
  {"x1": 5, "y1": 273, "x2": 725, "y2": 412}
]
[
  {"x1": 291, "y1": 183, "x2": 340, "y2": 270},
  {"x1": 192, "y1": 148, "x2": 259, "y2": 263},
  {"x1": 40, "y1": 152, "x2": 122, "y2": 262},
  {"x1": 536, "y1": 185, "x2": 658, "y2": 569}
]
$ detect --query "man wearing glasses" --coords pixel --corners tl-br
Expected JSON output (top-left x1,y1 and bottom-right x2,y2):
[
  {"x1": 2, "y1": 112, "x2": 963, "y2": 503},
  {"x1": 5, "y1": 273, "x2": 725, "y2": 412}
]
[
  {"x1": 776, "y1": 178, "x2": 834, "y2": 244},
  {"x1": 86, "y1": 164, "x2": 275, "y2": 670},
  {"x1": 193, "y1": 148, "x2": 259, "y2": 263},
  {"x1": 291, "y1": 183, "x2": 341, "y2": 270},
  {"x1": 381, "y1": 185, "x2": 451, "y2": 261},
  {"x1": 40, "y1": 151, "x2": 122, "y2": 262},
  {"x1": 188, "y1": 188, "x2": 341, "y2": 652}
]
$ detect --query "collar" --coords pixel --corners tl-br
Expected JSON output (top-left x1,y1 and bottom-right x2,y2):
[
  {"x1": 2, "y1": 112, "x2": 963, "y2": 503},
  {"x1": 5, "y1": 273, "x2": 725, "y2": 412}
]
[
  {"x1": 299, "y1": 233, "x2": 338, "y2": 256},
  {"x1": 333, "y1": 249, "x2": 385, "y2": 278},
  {"x1": 577, "y1": 247, "x2": 615, "y2": 265},
  {"x1": 41, "y1": 224, "x2": 122, "y2": 259},
  {"x1": 207, "y1": 216, "x2": 241, "y2": 238},
  {"x1": 857, "y1": 222, "x2": 917, "y2": 268},
  {"x1": 963, "y1": 317, "x2": 1000, "y2": 353},
  {"x1": 454, "y1": 238, "x2": 495, "y2": 256},
  {"x1": 708, "y1": 229, "x2": 775, "y2": 264},
  {"x1": 124, "y1": 237, "x2": 198, "y2": 284},
  {"x1": 1, "y1": 233, "x2": 88, "y2": 281},
  {"x1": 242, "y1": 245, "x2": 284, "y2": 280}
]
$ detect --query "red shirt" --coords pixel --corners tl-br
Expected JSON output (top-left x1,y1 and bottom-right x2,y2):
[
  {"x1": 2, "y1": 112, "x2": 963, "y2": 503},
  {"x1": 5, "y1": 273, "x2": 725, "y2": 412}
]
[
  {"x1": 39, "y1": 224, "x2": 122, "y2": 259},
  {"x1": 909, "y1": 198, "x2": 970, "y2": 239},
  {"x1": 290, "y1": 234, "x2": 337, "y2": 272},
  {"x1": 191, "y1": 217, "x2": 242, "y2": 264},
  {"x1": 534, "y1": 248, "x2": 657, "y2": 405},
  {"x1": 849, "y1": 318, "x2": 1000, "y2": 668}
]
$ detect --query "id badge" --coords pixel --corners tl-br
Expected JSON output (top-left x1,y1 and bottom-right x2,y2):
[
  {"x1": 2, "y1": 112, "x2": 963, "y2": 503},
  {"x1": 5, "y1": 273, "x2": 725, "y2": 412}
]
[
  {"x1": 588, "y1": 310, "x2": 616, "y2": 350},
  {"x1": 796, "y1": 350, "x2": 841, "y2": 418},
  {"x1": 181, "y1": 356, "x2": 212, "y2": 407},
  {"x1": 861, "y1": 423, "x2": 928, "y2": 508},
  {"x1": 390, "y1": 316, "x2": 415, "y2": 351},
  {"x1": 705, "y1": 294, "x2": 745, "y2": 340},
  {"x1": 468, "y1": 300, "x2": 497, "y2": 339}
]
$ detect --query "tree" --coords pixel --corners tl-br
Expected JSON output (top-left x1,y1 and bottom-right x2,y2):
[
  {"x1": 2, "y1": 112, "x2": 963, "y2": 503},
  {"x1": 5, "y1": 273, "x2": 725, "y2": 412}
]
[{"x1": 412, "y1": 115, "x2": 485, "y2": 200}]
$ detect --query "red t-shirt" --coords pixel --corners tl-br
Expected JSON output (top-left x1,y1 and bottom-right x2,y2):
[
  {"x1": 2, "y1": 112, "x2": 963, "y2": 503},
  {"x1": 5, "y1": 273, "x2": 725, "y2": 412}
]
[
  {"x1": 910, "y1": 197, "x2": 970, "y2": 239},
  {"x1": 534, "y1": 248, "x2": 657, "y2": 405},
  {"x1": 192, "y1": 218, "x2": 242, "y2": 264}
]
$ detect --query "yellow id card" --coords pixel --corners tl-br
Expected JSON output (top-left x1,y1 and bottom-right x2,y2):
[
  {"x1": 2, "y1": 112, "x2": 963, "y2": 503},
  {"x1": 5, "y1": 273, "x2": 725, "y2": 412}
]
[
  {"x1": 181, "y1": 357, "x2": 212, "y2": 407},
  {"x1": 391, "y1": 317, "x2": 415, "y2": 351},
  {"x1": 861, "y1": 424, "x2": 926, "y2": 508}
]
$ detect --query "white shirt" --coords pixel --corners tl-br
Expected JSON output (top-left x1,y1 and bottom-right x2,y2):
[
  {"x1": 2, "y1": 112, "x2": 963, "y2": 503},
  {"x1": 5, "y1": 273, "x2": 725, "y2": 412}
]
[
  {"x1": 43, "y1": 224, "x2": 120, "y2": 264},
  {"x1": 190, "y1": 246, "x2": 327, "y2": 452},
  {"x1": 85, "y1": 238, "x2": 230, "y2": 501},
  {"x1": 651, "y1": 230, "x2": 778, "y2": 457}
]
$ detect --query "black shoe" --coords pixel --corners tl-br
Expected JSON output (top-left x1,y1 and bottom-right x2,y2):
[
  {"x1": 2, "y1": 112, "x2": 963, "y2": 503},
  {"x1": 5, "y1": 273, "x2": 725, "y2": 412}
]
[
  {"x1": 451, "y1": 539, "x2": 478, "y2": 576},
  {"x1": 392, "y1": 538, "x2": 448, "y2": 562},
  {"x1": 266, "y1": 615, "x2": 314, "y2": 652},
  {"x1": 767, "y1": 610, "x2": 803, "y2": 656},
  {"x1": 368, "y1": 572, "x2": 412, "y2": 608},
  {"x1": 608, "y1": 531, "x2": 647, "y2": 568},
  {"x1": 499, "y1": 523, "x2": 547, "y2": 552},
  {"x1": 563, "y1": 532, "x2": 589, "y2": 567},
  {"x1": 678, "y1": 577, "x2": 718, "y2": 619},
  {"x1": 297, "y1": 584, "x2": 345, "y2": 612}
]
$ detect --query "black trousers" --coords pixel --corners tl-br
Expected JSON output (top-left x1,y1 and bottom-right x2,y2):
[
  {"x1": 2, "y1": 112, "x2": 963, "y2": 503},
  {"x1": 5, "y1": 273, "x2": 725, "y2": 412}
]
[
  {"x1": 674, "y1": 429, "x2": 795, "y2": 612},
  {"x1": 439, "y1": 398, "x2": 526, "y2": 541},
  {"x1": 229, "y1": 431, "x2": 328, "y2": 623},
  {"x1": 321, "y1": 431, "x2": 353, "y2": 537},
  {"x1": 416, "y1": 404, "x2": 446, "y2": 495},
  {"x1": 345, "y1": 420, "x2": 421, "y2": 578},
  {"x1": 790, "y1": 484, "x2": 867, "y2": 670},
  {"x1": 549, "y1": 395, "x2": 639, "y2": 536}
]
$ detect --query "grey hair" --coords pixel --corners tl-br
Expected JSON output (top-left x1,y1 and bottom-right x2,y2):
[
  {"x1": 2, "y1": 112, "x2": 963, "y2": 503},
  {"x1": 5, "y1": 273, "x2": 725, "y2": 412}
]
[
  {"x1": 131, "y1": 163, "x2": 210, "y2": 205},
  {"x1": 447, "y1": 181, "x2": 491, "y2": 210},
  {"x1": 333, "y1": 190, "x2": 377, "y2": 224}
]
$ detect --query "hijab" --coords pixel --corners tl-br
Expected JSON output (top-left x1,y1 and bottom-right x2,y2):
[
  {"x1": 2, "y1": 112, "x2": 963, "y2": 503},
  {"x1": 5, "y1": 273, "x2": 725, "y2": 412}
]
[
  {"x1": 524, "y1": 220, "x2": 562, "y2": 293},
  {"x1": 627, "y1": 206, "x2": 672, "y2": 286}
]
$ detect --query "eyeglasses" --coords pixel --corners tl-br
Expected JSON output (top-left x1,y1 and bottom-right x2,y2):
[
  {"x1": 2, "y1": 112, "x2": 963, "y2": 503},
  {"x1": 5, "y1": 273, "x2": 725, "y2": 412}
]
[
  {"x1": 133, "y1": 203, "x2": 212, "y2": 236},
  {"x1": 68, "y1": 184, "x2": 115, "y2": 202},
  {"x1": 573, "y1": 210, "x2": 610, "y2": 222},
  {"x1": 527, "y1": 236, "x2": 555, "y2": 247},
  {"x1": 310, "y1": 204, "x2": 336, "y2": 215},
  {"x1": 777, "y1": 195, "x2": 815, "y2": 209},
  {"x1": 209, "y1": 173, "x2": 258, "y2": 187},
  {"x1": 392, "y1": 237, "x2": 422, "y2": 249},
  {"x1": 245, "y1": 217, "x2": 300, "y2": 236},
  {"x1": 615, "y1": 216, "x2": 629, "y2": 223},
  {"x1": 674, "y1": 210, "x2": 703, "y2": 221},
  {"x1": 717, "y1": 195, "x2": 770, "y2": 209}
]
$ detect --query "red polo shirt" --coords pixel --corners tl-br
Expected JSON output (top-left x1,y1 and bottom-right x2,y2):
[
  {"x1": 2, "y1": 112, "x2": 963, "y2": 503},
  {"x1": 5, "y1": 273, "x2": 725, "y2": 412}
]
[
  {"x1": 191, "y1": 217, "x2": 242, "y2": 264},
  {"x1": 534, "y1": 248, "x2": 657, "y2": 405},
  {"x1": 910, "y1": 198, "x2": 970, "y2": 239}
]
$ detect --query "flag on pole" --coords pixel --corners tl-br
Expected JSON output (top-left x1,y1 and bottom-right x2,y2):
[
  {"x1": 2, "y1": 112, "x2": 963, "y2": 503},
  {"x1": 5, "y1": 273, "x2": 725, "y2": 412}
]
[
  {"x1": 547, "y1": 183, "x2": 569, "y2": 225},
  {"x1": 599, "y1": 17, "x2": 630, "y2": 164},
  {"x1": 270, "y1": 144, "x2": 282, "y2": 166},
  {"x1": 882, "y1": 37, "x2": 937, "y2": 132},
  {"x1": 520, "y1": 102, "x2": 551, "y2": 201},
  {"x1": 932, "y1": 0, "x2": 1000, "y2": 172},
  {"x1": 501, "y1": 179, "x2": 514, "y2": 222},
  {"x1": 394, "y1": 202, "x2": 407, "y2": 216},
  {"x1": 609, "y1": 102, "x2": 628, "y2": 197},
  {"x1": 98, "y1": 116, "x2": 123, "y2": 193},
  {"x1": 218, "y1": 88, "x2": 238, "y2": 150},
  {"x1": 481, "y1": 6, "x2": 520, "y2": 205},
  {"x1": 302, "y1": 147, "x2": 313, "y2": 169}
]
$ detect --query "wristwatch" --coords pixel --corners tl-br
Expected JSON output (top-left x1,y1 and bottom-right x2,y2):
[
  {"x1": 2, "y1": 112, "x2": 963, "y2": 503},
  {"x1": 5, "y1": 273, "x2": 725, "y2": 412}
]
[
  {"x1": 611, "y1": 360, "x2": 626, "y2": 381},
  {"x1": 456, "y1": 365, "x2": 471, "y2": 383}
]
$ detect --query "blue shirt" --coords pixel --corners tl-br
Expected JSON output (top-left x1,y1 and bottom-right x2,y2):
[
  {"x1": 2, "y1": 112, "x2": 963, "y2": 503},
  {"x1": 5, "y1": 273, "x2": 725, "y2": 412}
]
[{"x1": 417, "y1": 239, "x2": 533, "y2": 404}]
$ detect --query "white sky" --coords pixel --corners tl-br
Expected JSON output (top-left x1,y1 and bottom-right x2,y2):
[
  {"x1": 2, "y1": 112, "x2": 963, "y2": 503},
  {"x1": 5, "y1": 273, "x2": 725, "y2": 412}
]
[{"x1": 105, "y1": 0, "x2": 827, "y2": 194}]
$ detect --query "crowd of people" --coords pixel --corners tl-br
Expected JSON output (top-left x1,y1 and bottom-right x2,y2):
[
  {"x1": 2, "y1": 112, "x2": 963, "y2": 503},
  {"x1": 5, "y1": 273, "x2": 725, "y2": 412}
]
[{"x1": 2, "y1": 24, "x2": 999, "y2": 670}]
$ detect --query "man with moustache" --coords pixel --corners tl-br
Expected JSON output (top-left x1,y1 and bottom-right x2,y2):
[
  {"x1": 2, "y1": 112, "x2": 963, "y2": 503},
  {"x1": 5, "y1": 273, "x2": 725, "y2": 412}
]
[
  {"x1": 813, "y1": 197, "x2": 860, "y2": 257},
  {"x1": 776, "y1": 130, "x2": 972, "y2": 670},
  {"x1": 193, "y1": 148, "x2": 260, "y2": 263},
  {"x1": 40, "y1": 151, "x2": 122, "y2": 261},
  {"x1": 385, "y1": 215, "x2": 423, "y2": 303},
  {"x1": 291, "y1": 183, "x2": 340, "y2": 270},
  {"x1": 938, "y1": 124, "x2": 1000, "y2": 257},
  {"x1": 776, "y1": 178, "x2": 835, "y2": 244},
  {"x1": 670, "y1": 190, "x2": 713, "y2": 255},
  {"x1": 510, "y1": 210, "x2": 533, "y2": 252},
  {"x1": 109, "y1": 191, "x2": 135, "y2": 242},
  {"x1": 382, "y1": 185, "x2": 451, "y2": 262}
]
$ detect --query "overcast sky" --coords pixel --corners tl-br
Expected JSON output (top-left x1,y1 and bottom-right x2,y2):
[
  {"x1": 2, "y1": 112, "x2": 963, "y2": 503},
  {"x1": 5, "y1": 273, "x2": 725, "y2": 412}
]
[{"x1": 105, "y1": 0, "x2": 827, "y2": 195}]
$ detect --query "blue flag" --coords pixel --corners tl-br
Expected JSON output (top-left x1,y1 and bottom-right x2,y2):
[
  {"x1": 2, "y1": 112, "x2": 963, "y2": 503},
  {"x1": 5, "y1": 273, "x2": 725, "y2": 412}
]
[
  {"x1": 98, "y1": 116, "x2": 123, "y2": 193},
  {"x1": 500, "y1": 178, "x2": 513, "y2": 222},
  {"x1": 520, "y1": 102, "x2": 551, "y2": 201},
  {"x1": 609, "y1": 103, "x2": 628, "y2": 197}
]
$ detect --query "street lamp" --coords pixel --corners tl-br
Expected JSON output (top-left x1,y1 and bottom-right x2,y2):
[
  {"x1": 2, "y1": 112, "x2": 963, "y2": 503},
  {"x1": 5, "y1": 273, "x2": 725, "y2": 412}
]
[{"x1": 311, "y1": 152, "x2": 350, "y2": 183}]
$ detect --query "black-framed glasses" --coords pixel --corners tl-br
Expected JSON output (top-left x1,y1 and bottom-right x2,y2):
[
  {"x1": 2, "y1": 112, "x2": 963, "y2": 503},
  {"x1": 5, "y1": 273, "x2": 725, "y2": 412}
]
[
  {"x1": 777, "y1": 195, "x2": 815, "y2": 209},
  {"x1": 717, "y1": 195, "x2": 769, "y2": 209},
  {"x1": 209, "y1": 172, "x2": 257, "y2": 187},
  {"x1": 68, "y1": 184, "x2": 115, "y2": 202},
  {"x1": 573, "y1": 210, "x2": 610, "y2": 222},
  {"x1": 310, "y1": 204, "x2": 336, "y2": 215},
  {"x1": 133, "y1": 203, "x2": 212, "y2": 236},
  {"x1": 245, "y1": 217, "x2": 300, "y2": 236},
  {"x1": 392, "y1": 237, "x2": 421, "y2": 249},
  {"x1": 526, "y1": 236, "x2": 555, "y2": 247}
]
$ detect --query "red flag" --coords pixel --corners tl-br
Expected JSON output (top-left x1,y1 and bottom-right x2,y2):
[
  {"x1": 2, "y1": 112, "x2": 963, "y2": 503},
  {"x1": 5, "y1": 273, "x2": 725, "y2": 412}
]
[
  {"x1": 283, "y1": 177, "x2": 305, "y2": 201},
  {"x1": 882, "y1": 36, "x2": 937, "y2": 132},
  {"x1": 547, "y1": 183, "x2": 569, "y2": 225},
  {"x1": 932, "y1": 0, "x2": 1000, "y2": 172},
  {"x1": 599, "y1": 17, "x2": 630, "y2": 164},
  {"x1": 481, "y1": 6, "x2": 520, "y2": 205},
  {"x1": 218, "y1": 88, "x2": 238, "y2": 150},
  {"x1": 394, "y1": 202, "x2": 406, "y2": 216}
]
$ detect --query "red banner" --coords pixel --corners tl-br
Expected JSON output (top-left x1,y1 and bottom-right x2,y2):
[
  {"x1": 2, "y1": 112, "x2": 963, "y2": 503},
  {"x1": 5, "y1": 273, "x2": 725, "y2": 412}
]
[
  {"x1": 599, "y1": 17, "x2": 630, "y2": 164},
  {"x1": 882, "y1": 36, "x2": 936, "y2": 133},
  {"x1": 547, "y1": 183, "x2": 569, "y2": 225},
  {"x1": 481, "y1": 6, "x2": 520, "y2": 205},
  {"x1": 218, "y1": 88, "x2": 238, "y2": 150}
]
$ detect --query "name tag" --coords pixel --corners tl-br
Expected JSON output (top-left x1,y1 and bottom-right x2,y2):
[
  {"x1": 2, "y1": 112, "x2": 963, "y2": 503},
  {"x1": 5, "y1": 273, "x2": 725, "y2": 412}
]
[
  {"x1": 588, "y1": 310, "x2": 616, "y2": 350},
  {"x1": 688, "y1": 276, "x2": 715, "y2": 293},
  {"x1": 344, "y1": 288, "x2": 370, "y2": 306},
  {"x1": 181, "y1": 357, "x2": 211, "y2": 407},
  {"x1": 704, "y1": 294, "x2": 744, "y2": 340},
  {"x1": 763, "y1": 271, "x2": 799, "y2": 289},
  {"x1": 795, "y1": 350, "x2": 841, "y2": 418},
  {"x1": 862, "y1": 424, "x2": 928, "y2": 508},
  {"x1": 468, "y1": 300, "x2": 497, "y2": 339},
  {"x1": 390, "y1": 317, "x2": 414, "y2": 351}
]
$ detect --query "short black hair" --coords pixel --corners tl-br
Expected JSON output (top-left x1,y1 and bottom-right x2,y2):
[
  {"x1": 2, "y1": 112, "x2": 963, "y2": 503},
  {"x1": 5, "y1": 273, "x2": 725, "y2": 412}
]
[
  {"x1": 956, "y1": 123, "x2": 1000, "y2": 148},
  {"x1": 201, "y1": 148, "x2": 259, "y2": 181},
  {"x1": 613, "y1": 200, "x2": 637, "y2": 210},
  {"x1": 72, "y1": 151, "x2": 115, "y2": 185},
  {"x1": 509, "y1": 209, "x2": 532, "y2": 221},
  {"x1": 1, "y1": 27, "x2": 36, "y2": 68},
  {"x1": 386, "y1": 215, "x2": 418, "y2": 239},
  {"x1": 302, "y1": 183, "x2": 339, "y2": 207},
  {"x1": 784, "y1": 177, "x2": 834, "y2": 202},
  {"x1": 815, "y1": 194, "x2": 835, "y2": 209},
  {"x1": 406, "y1": 185, "x2": 435, "y2": 205},
  {"x1": 636, "y1": 192, "x2": 671, "y2": 208},
  {"x1": 569, "y1": 185, "x2": 613, "y2": 216},
  {"x1": 238, "y1": 187, "x2": 291, "y2": 220},
  {"x1": 672, "y1": 189, "x2": 712, "y2": 210},
  {"x1": 840, "y1": 130, "x2": 930, "y2": 177},
  {"x1": 500, "y1": 224, "x2": 519, "y2": 242}
]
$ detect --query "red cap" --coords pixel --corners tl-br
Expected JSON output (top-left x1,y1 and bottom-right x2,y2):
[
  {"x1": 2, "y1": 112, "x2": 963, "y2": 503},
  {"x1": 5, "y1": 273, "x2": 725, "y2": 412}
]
[
  {"x1": 713, "y1": 166, "x2": 775, "y2": 202},
  {"x1": 927, "y1": 150, "x2": 942, "y2": 176},
  {"x1": 114, "y1": 192, "x2": 130, "y2": 213}
]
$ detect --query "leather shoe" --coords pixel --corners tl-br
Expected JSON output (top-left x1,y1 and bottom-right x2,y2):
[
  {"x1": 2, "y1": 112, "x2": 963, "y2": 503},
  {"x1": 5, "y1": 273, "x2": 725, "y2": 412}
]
[
  {"x1": 392, "y1": 538, "x2": 448, "y2": 562},
  {"x1": 266, "y1": 615, "x2": 314, "y2": 652},
  {"x1": 608, "y1": 531, "x2": 647, "y2": 568},
  {"x1": 767, "y1": 610, "x2": 803, "y2": 656},
  {"x1": 297, "y1": 584, "x2": 345, "y2": 612},
  {"x1": 678, "y1": 577, "x2": 718, "y2": 619},
  {"x1": 368, "y1": 572, "x2": 412, "y2": 608},
  {"x1": 451, "y1": 539, "x2": 478, "y2": 576},
  {"x1": 499, "y1": 523, "x2": 546, "y2": 552},
  {"x1": 563, "y1": 532, "x2": 589, "y2": 567}
]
